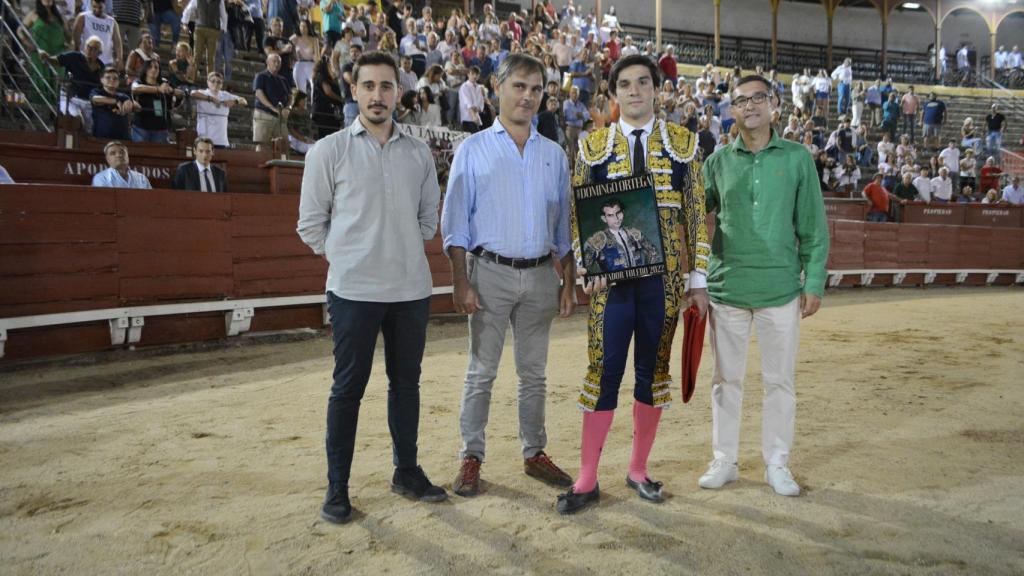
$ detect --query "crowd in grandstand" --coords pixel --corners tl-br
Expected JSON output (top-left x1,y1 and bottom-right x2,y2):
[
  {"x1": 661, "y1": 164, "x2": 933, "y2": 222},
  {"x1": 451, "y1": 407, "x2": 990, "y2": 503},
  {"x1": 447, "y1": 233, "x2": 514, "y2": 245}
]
[{"x1": 3, "y1": 0, "x2": 1022, "y2": 206}]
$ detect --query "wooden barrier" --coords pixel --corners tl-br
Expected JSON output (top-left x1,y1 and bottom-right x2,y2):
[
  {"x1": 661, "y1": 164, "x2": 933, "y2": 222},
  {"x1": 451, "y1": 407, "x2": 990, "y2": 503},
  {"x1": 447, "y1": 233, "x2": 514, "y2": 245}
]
[
  {"x1": 965, "y1": 204, "x2": 1023, "y2": 228},
  {"x1": 902, "y1": 203, "x2": 967, "y2": 225}
]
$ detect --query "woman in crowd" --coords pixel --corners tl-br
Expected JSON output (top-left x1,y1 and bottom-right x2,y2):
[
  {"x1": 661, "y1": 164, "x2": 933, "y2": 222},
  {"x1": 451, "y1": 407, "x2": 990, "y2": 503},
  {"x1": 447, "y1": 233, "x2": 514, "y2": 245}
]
[
  {"x1": 961, "y1": 117, "x2": 982, "y2": 157},
  {"x1": 131, "y1": 59, "x2": 183, "y2": 143},
  {"x1": 397, "y1": 89, "x2": 419, "y2": 124},
  {"x1": 812, "y1": 68, "x2": 831, "y2": 118},
  {"x1": 782, "y1": 115, "x2": 801, "y2": 139},
  {"x1": 542, "y1": 52, "x2": 560, "y2": 87},
  {"x1": 851, "y1": 80, "x2": 865, "y2": 129},
  {"x1": 310, "y1": 50, "x2": 342, "y2": 138},
  {"x1": 979, "y1": 156, "x2": 1003, "y2": 195},
  {"x1": 416, "y1": 86, "x2": 442, "y2": 127},
  {"x1": 959, "y1": 149, "x2": 977, "y2": 192},
  {"x1": 290, "y1": 19, "x2": 319, "y2": 94},
  {"x1": 168, "y1": 41, "x2": 197, "y2": 89},
  {"x1": 876, "y1": 132, "x2": 895, "y2": 165},
  {"x1": 802, "y1": 131, "x2": 819, "y2": 157},
  {"x1": 981, "y1": 189, "x2": 1000, "y2": 204},
  {"x1": 20, "y1": 0, "x2": 66, "y2": 105},
  {"x1": 125, "y1": 32, "x2": 159, "y2": 85},
  {"x1": 834, "y1": 154, "x2": 862, "y2": 197},
  {"x1": 377, "y1": 29, "x2": 398, "y2": 57},
  {"x1": 896, "y1": 134, "x2": 917, "y2": 165}
]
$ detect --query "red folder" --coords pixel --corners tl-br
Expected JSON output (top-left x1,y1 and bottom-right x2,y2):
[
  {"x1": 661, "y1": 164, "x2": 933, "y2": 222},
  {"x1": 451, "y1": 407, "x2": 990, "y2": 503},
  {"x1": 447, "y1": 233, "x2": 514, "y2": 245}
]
[{"x1": 680, "y1": 305, "x2": 707, "y2": 403}]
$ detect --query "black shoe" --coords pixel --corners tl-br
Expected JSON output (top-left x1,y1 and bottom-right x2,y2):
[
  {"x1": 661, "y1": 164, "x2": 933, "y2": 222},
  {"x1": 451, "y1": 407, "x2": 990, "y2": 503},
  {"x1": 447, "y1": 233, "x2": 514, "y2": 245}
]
[
  {"x1": 392, "y1": 466, "x2": 449, "y2": 502},
  {"x1": 625, "y1": 476, "x2": 665, "y2": 503},
  {"x1": 556, "y1": 484, "x2": 600, "y2": 515},
  {"x1": 320, "y1": 483, "x2": 353, "y2": 524}
]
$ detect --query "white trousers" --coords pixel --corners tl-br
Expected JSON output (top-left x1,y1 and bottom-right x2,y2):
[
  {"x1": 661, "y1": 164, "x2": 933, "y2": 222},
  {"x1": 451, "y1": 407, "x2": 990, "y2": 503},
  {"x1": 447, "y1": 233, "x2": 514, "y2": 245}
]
[{"x1": 709, "y1": 297, "x2": 800, "y2": 467}]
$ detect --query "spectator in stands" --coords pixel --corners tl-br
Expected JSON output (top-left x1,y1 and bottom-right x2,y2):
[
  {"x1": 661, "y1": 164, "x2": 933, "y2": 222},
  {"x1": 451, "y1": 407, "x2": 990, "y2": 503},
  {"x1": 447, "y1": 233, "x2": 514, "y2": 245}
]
[
  {"x1": 834, "y1": 154, "x2": 861, "y2": 197},
  {"x1": 253, "y1": 52, "x2": 292, "y2": 151},
  {"x1": 850, "y1": 80, "x2": 865, "y2": 129},
  {"x1": 956, "y1": 44, "x2": 969, "y2": 82},
  {"x1": 267, "y1": 0, "x2": 297, "y2": 37},
  {"x1": 124, "y1": 31, "x2": 159, "y2": 85},
  {"x1": 912, "y1": 167, "x2": 933, "y2": 203},
  {"x1": 1002, "y1": 176, "x2": 1023, "y2": 205},
  {"x1": 866, "y1": 79, "x2": 882, "y2": 127},
  {"x1": 563, "y1": 85, "x2": 588, "y2": 167},
  {"x1": 339, "y1": 43, "x2": 362, "y2": 127},
  {"x1": 1009, "y1": 46, "x2": 1022, "y2": 71},
  {"x1": 396, "y1": 89, "x2": 418, "y2": 124},
  {"x1": 959, "y1": 149, "x2": 977, "y2": 191},
  {"x1": 862, "y1": 173, "x2": 891, "y2": 222},
  {"x1": 882, "y1": 91, "x2": 899, "y2": 141},
  {"x1": 91, "y1": 67, "x2": 139, "y2": 140},
  {"x1": 536, "y1": 94, "x2": 561, "y2": 143},
  {"x1": 931, "y1": 167, "x2": 953, "y2": 203},
  {"x1": 830, "y1": 57, "x2": 852, "y2": 116},
  {"x1": 398, "y1": 54, "x2": 418, "y2": 94},
  {"x1": 811, "y1": 68, "x2": 830, "y2": 119},
  {"x1": 979, "y1": 156, "x2": 1002, "y2": 195},
  {"x1": 263, "y1": 17, "x2": 294, "y2": 86},
  {"x1": 985, "y1": 104, "x2": 1006, "y2": 164},
  {"x1": 956, "y1": 185, "x2": 975, "y2": 203},
  {"x1": 92, "y1": 141, "x2": 151, "y2": 188},
  {"x1": 192, "y1": 71, "x2": 248, "y2": 147},
  {"x1": 18, "y1": 0, "x2": 65, "y2": 106},
  {"x1": 239, "y1": 0, "x2": 265, "y2": 52},
  {"x1": 937, "y1": 140, "x2": 960, "y2": 190},
  {"x1": 853, "y1": 125, "x2": 872, "y2": 166},
  {"x1": 131, "y1": 60, "x2": 183, "y2": 143},
  {"x1": 320, "y1": 0, "x2": 343, "y2": 49},
  {"x1": 168, "y1": 41, "x2": 197, "y2": 88},
  {"x1": 311, "y1": 51, "x2": 343, "y2": 138},
  {"x1": 961, "y1": 116, "x2": 982, "y2": 156},
  {"x1": 896, "y1": 134, "x2": 917, "y2": 165},
  {"x1": 172, "y1": 136, "x2": 226, "y2": 191},
  {"x1": 291, "y1": 19, "x2": 319, "y2": 94},
  {"x1": 188, "y1": 0, "x2": 227, "y2": 78},
  {"x1": 900, "y1": 85, "x2": 919, "y2": 143},
  {"x1": 893, "y1": 171, "x2": 918, "y2": 204},
  {"x1": 112, "y1": 0, "x2": 145, "y2": 52},
  {"x1": 569, "y1": 45, "x2": 595, "y2": 106},
  {"x1": 920, "y1": 92, "x2": 946, "y2": 151},
  {"x1": 875, "y1": 131, "x2": 894, "y2": 165},
  {"x1": 415, "y1": 87, "x2": 442, "y2": 127},
  {"x1": 73, "y1": 0, "x2": 122, "y2": 70},
  {"x1": 657, "y1": 44, "x2": 677, "y2": 86},
  {"x1": 150, "y1": 0, "x2": 182, "y2": 48},
  {"x1": 458, "y1": 66, "x2": 484, "y2": 133},
  {"x1": 801, "y1": 131, "x2": 818, "y2": 156},
  {"x1": 39, "y1": 36, "x2": 105, "y2": 133},
  {"x1": 982, "y1": 189, "x2": 999, "y2": 204}
]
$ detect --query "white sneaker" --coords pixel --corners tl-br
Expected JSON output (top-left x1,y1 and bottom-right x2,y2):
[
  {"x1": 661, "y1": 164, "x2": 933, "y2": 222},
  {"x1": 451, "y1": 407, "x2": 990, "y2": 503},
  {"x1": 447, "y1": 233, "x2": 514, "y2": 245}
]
[
  {"x1": 765, "y1": 465, "x2": 801, "y2": 496},
  {"x1": 698, "y1": 459, "x2": 739, "y2": 489}
]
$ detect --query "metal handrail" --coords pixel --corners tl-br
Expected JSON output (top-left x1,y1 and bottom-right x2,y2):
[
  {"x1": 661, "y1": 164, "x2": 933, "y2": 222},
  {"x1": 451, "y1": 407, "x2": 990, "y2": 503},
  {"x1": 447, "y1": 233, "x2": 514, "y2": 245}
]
[{"x1": 0, "y1": 0, "x2": 61, "y2": 131}]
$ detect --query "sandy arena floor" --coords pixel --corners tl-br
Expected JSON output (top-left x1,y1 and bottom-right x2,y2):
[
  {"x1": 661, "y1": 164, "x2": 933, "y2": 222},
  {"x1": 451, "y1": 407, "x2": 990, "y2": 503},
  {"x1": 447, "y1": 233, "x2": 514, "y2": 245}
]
[{"x1": 0, "y1": 287, "x2": 1022, "y2": 576}]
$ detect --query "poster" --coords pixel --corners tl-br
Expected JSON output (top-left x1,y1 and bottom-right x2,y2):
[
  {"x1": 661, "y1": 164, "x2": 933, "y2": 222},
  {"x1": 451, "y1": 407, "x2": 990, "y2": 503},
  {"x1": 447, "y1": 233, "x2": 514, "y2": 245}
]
[{"x1": 573, "y1": 174, "x2": 666, "y2": 282}]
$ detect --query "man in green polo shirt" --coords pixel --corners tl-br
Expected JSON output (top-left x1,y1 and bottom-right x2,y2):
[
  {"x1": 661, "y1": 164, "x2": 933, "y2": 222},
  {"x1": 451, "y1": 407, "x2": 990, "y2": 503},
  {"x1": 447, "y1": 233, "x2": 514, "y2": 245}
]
[{"x1": 698, "y1": 75, "x2": 829, "y2": 497}]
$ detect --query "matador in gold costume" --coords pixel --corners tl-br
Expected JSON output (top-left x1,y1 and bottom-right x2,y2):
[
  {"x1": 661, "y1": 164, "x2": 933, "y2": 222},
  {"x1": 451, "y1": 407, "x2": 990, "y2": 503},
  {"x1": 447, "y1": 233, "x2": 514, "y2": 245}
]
[{"x1": 557, "y1": 55, "x2": 710, "y2": 514}]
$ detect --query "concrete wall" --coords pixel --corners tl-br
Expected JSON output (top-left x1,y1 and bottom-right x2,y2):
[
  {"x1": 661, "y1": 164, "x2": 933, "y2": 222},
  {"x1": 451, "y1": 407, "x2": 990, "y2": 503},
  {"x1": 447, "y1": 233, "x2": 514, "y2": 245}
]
[{"x1": 527, "y1": 1, "x2": 1024, "y2": 61}]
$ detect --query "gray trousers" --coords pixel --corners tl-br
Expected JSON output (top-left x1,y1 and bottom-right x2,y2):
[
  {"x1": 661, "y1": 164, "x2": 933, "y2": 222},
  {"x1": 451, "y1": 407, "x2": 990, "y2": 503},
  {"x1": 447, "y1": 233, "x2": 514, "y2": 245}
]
[{"x1": 459, "y1": 254, "x2": 560, "y2": 461}]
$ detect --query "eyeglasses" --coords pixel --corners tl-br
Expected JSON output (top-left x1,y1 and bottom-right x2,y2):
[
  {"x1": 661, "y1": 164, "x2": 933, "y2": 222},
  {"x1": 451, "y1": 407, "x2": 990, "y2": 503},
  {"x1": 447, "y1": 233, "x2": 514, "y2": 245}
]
[{"x1": 731, "y1": 92, "x2": 770, "y2": 108}]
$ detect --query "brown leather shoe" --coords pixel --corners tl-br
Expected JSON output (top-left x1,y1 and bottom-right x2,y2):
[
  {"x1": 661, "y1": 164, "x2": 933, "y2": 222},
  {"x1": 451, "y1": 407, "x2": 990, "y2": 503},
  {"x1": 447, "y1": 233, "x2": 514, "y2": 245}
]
[
  {"x1": 524, "y1": 451, "x2": 574, "y2": 487},
  {"x1": 453, "y1": 456, "x2": 482, "y2": 497}
]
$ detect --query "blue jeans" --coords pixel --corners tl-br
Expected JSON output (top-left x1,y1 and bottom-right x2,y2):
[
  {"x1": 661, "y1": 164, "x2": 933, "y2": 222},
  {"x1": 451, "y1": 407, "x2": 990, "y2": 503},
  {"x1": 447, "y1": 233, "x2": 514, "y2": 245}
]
[
  {"x1": 837, "y1": 82, "x2": 851, "y2": 116},
  {"x1": 986, "y1": 131, "x2": 1003, "y2": 163},
  {"x1": 867, "y1": 211, "x2": 888, "y2": 223},
  {"x1": 325, "y1": 292, "x2": 430, "y2": 486},
  {"x1": 594, "y1": 275, "x2": 666, "y2": 411},
  {"x1": 149, "y1": 9, "x2": 181, "y2": 48},
  {"x1": 902, "y1": 113, "x2": 916, "y2": 142},
  {"x1": 131, "y1": 126, "x2": 168, "y2": 143}
]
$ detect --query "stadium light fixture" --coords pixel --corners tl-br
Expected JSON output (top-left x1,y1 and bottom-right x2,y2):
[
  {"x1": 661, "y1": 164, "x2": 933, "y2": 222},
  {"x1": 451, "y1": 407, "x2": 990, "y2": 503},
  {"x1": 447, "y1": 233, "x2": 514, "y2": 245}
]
[{"x1": 902, "y1": 2, "x2": 921, "y2": 8}]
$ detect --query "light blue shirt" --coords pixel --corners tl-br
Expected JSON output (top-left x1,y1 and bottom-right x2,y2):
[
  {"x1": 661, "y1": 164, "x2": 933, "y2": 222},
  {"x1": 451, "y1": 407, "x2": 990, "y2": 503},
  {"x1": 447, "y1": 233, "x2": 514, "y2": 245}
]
[
  {"x1": 91, "y1": 167, "x2": 152, "y2": 189},
  {"x1": 442, "y1": 119, "x2": 571, "y2": 259},
  {"x1": 563, "y1": 98, "x2": 589, "y2": 128}
]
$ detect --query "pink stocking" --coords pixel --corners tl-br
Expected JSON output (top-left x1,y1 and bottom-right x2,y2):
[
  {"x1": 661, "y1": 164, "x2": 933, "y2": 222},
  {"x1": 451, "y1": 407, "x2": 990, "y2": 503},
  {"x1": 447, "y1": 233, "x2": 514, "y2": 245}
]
[
  {"x1": 628, "y1": 401, "x2": 662, "y2": 483},
  {"x1": 573, "y1": 410, "x2": 614, "y2": 493}
]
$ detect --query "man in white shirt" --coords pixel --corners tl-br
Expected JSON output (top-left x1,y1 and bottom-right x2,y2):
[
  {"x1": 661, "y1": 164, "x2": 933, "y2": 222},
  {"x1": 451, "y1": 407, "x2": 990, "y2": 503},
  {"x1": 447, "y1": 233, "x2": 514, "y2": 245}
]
[
  {"x1": 458, "y1": 66, "x2": 484, "y2": 132},
  {"x1": 938, "y1": 140, "x2": 961, "y2": 192},
  {"x1": 437, "y1": 29, "x2": 457, "y2": 61},
  {"x1": 398, "y1": 55, "x2": 418, "y2": 94},
  {"x1": 913, "y1": 168, "x2": 933, "y2": 203},
  {"x1": 92, "y1": 141, "x2": 152, "y2": 188},
  {"x1": 995, "y1": 45, "x2": 1008, "y2": 71},
  {"x1": 191, "y1": 72, "x2": 248, "y2": 147},
  {"x1": 1009, "y1": 46, "x2": 1022, "y2": 69},
  {"x1": 1002, "y1": 176, "x2": 1023, "y2": 205},
  {"x1": 620, "y1": 35, "x2": 639, "y2": 58},
  {"x1": 830, "y1": 58, "x2": 853, "y2": 116},
  {"x1": 930, "y1": 167, "x2": 953, "y2": 202},
  {"x1": 552, "y1": 32, "x2": 573, "y2": 70}
]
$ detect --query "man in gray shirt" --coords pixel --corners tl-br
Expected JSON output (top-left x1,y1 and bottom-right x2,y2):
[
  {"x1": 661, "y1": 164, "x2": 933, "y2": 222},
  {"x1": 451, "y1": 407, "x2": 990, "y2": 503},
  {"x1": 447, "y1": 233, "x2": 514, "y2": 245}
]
[{"x1": 297, "y1": 51, "x2": 446, "y2": 525}]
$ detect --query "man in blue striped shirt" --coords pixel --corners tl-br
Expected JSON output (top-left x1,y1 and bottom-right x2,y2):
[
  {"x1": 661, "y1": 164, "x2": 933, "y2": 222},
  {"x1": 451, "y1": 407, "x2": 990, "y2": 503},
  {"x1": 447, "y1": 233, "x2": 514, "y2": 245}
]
[{"x1": 442, "y1": 53, "x2": 577, "y2": 497}]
